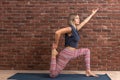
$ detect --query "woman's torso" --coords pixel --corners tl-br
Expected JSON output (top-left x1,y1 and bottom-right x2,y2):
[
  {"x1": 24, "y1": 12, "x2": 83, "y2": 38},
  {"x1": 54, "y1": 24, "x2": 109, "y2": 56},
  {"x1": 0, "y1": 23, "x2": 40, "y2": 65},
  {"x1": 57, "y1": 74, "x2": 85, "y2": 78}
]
[{"x1": 65, "y1": 25, "x2": 80, "y2": 49}]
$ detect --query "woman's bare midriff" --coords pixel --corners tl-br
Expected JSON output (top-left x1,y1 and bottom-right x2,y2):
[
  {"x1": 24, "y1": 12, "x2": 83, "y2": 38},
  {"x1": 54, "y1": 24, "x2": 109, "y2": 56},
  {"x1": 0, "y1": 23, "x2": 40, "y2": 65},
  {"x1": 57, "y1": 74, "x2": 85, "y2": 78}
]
[{"x1": 66, "y1": 46, "x2": 77, "y2": 51}]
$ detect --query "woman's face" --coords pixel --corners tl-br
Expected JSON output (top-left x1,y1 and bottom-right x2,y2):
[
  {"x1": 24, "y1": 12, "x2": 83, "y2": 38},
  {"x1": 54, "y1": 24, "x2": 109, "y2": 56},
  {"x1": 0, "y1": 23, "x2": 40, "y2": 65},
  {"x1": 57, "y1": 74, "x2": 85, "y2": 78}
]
[{"x1": 73, "y1": 15, "x2": 80, "y2": 25}]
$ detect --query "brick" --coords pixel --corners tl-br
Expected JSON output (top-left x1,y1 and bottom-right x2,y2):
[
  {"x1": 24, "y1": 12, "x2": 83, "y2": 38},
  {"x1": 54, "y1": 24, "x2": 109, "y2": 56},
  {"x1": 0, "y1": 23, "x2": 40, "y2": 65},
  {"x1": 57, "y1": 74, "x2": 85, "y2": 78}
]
[{"x1": 0, "y1": 0, "x2": 120, "y2": 70}]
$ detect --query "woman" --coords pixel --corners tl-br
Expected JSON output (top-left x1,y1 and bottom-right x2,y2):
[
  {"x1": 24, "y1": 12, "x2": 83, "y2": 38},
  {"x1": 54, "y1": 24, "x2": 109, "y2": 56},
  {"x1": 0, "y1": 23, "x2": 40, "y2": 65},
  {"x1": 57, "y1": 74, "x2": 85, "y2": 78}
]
[{"x1": 50, "y1": 8, "x2": 99, "y2": 78}]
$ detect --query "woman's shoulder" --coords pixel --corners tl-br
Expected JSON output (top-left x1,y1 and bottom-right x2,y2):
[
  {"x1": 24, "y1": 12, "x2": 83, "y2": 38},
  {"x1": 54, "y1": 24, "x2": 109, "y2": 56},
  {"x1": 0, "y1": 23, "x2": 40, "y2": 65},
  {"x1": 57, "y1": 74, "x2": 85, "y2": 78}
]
[
  {"x1": 56, "y1": 26, "x2": 72, "y2": 35},
  {"x1": 63, "y1": 26, "x2": 72, "y2": 31},
  {"x1": 64, "y1": 26, "x2": 72, "y2": 33},
  {"x1": 58, "y1": 26, "x2": 72, "y2": 31},
  {"x1": 63, "y1": 26, "x2": 72, "y2": 34}
]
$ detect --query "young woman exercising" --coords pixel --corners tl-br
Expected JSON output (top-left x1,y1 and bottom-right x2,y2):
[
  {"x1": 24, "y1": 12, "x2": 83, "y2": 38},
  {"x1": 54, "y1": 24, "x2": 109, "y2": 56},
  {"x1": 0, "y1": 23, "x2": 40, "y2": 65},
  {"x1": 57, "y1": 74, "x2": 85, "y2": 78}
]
[{"x1": 50, "y1": 8, "x2": 99, "y2": 78}]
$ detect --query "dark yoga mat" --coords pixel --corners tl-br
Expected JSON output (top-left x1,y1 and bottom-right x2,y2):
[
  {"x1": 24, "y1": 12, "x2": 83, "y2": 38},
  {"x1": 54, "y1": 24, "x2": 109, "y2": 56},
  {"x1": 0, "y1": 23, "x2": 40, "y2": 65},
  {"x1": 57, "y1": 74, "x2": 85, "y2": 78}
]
[{"x1": 8, "y1": 73, "x2": 111, "y2": 80}]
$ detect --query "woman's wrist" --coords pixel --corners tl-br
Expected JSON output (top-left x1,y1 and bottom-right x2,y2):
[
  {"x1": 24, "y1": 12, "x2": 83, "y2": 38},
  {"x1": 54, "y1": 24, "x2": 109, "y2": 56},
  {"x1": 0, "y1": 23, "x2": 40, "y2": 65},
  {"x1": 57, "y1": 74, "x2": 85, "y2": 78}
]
[
  {"x1": 52, "y1": 47, "x2": 57, "y2": 49},
  {"x1": 52, "y1": 43, "x2": 58, "y2": 49}
]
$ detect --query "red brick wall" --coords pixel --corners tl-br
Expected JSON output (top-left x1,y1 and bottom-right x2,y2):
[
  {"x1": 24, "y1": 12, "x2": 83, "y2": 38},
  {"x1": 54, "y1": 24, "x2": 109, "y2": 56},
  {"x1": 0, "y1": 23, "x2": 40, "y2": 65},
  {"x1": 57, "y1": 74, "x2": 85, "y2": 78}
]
[{"x1": 0, "y1": 0, "x2": 120, "y2": 70}]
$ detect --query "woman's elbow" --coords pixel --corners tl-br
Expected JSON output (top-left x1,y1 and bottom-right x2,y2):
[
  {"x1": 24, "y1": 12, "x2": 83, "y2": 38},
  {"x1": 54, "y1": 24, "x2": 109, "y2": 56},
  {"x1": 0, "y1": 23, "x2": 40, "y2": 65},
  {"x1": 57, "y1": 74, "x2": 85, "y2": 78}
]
[{"x1": 55, "y1": 30, "x2": 61, "y2": 35}]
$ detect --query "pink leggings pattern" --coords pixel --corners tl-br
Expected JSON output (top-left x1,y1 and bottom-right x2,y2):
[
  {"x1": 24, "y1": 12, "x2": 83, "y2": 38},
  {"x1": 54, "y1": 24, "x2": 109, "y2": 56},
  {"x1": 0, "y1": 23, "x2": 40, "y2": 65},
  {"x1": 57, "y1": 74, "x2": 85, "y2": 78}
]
[{"x1": 49, "y1": 48, "x2": 90, "y2": 78}]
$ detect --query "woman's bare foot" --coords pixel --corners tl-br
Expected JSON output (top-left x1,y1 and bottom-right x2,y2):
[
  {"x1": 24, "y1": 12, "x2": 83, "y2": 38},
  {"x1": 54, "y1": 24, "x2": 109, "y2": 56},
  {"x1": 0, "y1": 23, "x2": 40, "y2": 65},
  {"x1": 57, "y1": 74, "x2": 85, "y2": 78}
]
[
  {"x1": 51, "y1": 49, "x2": 58, "y2": 58},
  {"x1": 86, "y1": 70, "x2": 98, "y2": 77}
]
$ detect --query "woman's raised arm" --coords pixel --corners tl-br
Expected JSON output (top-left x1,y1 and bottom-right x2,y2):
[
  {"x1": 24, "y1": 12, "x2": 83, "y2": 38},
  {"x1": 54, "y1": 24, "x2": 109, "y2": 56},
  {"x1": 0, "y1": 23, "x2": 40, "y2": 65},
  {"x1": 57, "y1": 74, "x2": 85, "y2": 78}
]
[{"x1": 77, "y1": 8, "x2": 99, "y2": 31}]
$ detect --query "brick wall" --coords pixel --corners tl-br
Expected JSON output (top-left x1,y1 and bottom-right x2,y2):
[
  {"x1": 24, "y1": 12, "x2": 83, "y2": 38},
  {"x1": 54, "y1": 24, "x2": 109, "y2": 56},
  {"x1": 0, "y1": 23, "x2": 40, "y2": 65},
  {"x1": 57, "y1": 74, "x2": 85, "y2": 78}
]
[{"x1": 0, "y1": 0, "x2": 120, "y2": 70}]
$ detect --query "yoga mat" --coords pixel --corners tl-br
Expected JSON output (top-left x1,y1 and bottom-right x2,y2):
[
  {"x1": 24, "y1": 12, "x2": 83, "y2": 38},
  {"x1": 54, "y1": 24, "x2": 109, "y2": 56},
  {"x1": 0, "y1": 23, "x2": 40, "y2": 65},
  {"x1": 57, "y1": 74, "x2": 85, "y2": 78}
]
[{"x1": 8, "y1": 73, "x2": 111, "y2": 80}]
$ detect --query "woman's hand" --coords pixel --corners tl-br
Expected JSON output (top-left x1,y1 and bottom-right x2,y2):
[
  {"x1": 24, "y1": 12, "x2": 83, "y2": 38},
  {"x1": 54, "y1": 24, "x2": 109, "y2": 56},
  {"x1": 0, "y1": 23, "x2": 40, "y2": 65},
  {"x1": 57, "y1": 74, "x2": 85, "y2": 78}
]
[
  {"x1": 52, "y1": 43, "x2": 58, "y2": 49},
  {"x1": 52, "y1": 43, "x2": 58, "y2": 57},
  {"x1": 92, "y1": 8, "x2": 99, "y2": 15},
  {"x1": 52, "y1": 49, "x2": 58, "y2": 57}
]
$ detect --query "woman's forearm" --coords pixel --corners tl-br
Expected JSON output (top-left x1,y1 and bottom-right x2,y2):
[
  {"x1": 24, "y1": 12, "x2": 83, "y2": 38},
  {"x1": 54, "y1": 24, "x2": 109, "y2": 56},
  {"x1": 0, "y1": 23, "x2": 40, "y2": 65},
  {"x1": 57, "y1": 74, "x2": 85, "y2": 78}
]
[
  {"x1": 54, "y1": 31, "x2": 61, "y2": 47},
  {"x1": 77, "y1": 13, "x2": 94, "y2": 30},
  {"x1": 84, "y1": 8, "x2": 99, "y2": 24},
  {"x1": 83, "y1": 12, "x2": 95, "y2": 24},
  {"x1": 53, "y1": 27, "x2": 71, "y2": 49},
  {"x1": 77, "y1": 8, "x2": 99, "y2": 30}
]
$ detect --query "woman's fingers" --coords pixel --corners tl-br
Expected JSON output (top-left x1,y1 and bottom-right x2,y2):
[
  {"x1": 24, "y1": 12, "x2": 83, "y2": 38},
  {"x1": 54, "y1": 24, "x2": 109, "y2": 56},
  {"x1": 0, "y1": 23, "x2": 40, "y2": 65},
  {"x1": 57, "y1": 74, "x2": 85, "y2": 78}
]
[
  {"x1": 95, "y1": 8, "x2": 99, "y2": 12},
  {"x1": 92, "y1": 8, "x2": 99, "y2": 13}
]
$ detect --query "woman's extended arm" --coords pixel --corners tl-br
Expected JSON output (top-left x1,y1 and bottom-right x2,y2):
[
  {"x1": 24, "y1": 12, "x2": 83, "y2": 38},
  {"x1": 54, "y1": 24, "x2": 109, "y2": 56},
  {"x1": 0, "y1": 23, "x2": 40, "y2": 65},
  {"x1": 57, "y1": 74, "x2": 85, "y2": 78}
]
[
  {"x1": 77, "y1": 8, "x2": 99, "y2": 31},
  {"x1": 52, "y1": 27, "x2": 72, "y2": 49}
]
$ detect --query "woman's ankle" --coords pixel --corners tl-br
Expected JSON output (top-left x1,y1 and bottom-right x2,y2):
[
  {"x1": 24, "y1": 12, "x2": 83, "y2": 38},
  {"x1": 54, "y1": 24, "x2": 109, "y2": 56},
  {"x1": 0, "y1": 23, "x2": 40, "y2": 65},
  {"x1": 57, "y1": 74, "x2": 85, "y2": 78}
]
[
  {"x1": 51, "y1": 55, "x2": 56, "y2": 58},
  {"x1": 86, "y1": 69, "x2": 91, "y2": 73}
]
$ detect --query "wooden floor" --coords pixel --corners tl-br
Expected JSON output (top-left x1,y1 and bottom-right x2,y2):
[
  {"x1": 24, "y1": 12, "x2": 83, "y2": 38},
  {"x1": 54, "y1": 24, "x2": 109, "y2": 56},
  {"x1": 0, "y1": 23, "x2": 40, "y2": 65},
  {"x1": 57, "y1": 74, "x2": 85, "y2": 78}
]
[{"x1": 0, "y1": 70, "x2": 119, "y2": 80}]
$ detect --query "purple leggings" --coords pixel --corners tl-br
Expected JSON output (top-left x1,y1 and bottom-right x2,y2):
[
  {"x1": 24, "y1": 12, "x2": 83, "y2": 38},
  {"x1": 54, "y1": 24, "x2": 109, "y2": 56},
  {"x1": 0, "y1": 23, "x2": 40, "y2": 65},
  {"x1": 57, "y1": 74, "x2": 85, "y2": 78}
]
[{"x1": 49, "y1": 48, "x2": 90, "y2": 78}]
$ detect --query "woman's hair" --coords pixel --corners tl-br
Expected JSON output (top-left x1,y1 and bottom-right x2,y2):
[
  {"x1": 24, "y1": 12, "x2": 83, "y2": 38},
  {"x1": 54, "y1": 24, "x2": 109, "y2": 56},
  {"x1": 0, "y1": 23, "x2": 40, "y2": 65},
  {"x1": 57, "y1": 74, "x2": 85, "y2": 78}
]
[{"x1": 68, "y1": 13, "x2": 78, "y2": 27}]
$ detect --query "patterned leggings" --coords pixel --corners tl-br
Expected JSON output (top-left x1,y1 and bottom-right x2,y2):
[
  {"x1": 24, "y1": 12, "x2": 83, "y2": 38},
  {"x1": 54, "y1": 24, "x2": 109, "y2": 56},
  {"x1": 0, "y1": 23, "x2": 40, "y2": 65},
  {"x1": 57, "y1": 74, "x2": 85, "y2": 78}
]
[{"x1": 49, "y1": 47, "x2": 90, "y2": 78}]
